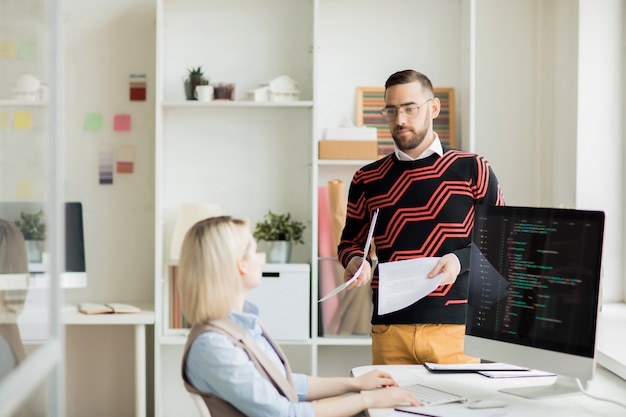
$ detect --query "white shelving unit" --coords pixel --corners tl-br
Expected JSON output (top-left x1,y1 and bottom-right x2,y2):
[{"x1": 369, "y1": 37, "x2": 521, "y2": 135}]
[{"x1": 154, "y1": 1, "x2": 316, "y2": 415}]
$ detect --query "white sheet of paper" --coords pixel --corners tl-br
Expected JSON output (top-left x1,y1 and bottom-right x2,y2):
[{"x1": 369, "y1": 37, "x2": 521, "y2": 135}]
[
  {"x1": 318, "y1": 209, "x2": 379, "y2": 302},
  {"x1": 378, "y1": 257, "x2": 442, "y2": 315}
]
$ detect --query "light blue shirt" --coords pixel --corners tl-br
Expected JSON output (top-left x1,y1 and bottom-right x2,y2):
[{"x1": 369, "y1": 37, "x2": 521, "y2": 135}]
[{"x1": 185, "y1": 301, "x2": 314, "y2": 417}]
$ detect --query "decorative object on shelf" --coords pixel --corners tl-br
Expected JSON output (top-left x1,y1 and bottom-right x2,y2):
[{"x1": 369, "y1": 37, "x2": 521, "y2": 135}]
[
  {"x1": 356, "y1": 86, "x2": 456, "y2": 157},
  {"x1": 12, "y1": 74, "x2": 49, "y2": 101},
  {"x1": 319, "y1": 140, "x2": 378, "y2": 160},
  {"x1": 253, "y1": 211, "x2": 306, "y2": 263},
  {"x1": 78, "y1": 302, "x2": 141, "y2": 315},
  {"x1": 184, "y1": 66, "x2": 209, "y2": 100},
  {"x1": 194, "y1": 84, "x2": 214, "y2": 101},
  {"x1": 212, "y1": 82, "x2": 235, "y2": 100},
  {"x1": 246, "y1": 75, "x2": 300, "y2": 102},
  {"x1": 319, "y1": 114, "x2": 378, "y2": 160},
  {"x1": 14, "y1": 209, "x2": 46, "y2": 263}
]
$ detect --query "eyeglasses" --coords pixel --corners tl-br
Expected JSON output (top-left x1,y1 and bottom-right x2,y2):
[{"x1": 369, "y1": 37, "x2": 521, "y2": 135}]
[{"x1": 380, "y1": 99, "x2": 433, "y2": 122}]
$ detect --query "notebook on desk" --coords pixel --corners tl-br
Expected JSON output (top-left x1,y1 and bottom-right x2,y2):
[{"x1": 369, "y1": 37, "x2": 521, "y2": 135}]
[{"x1": 424, "y1": 362, "x2": 529, "y2": 373}]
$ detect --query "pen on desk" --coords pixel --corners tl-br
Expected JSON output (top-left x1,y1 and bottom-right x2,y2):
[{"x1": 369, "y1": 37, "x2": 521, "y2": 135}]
[{"x1": 393, "y1": 408, "x2": 439, "y2": 417}]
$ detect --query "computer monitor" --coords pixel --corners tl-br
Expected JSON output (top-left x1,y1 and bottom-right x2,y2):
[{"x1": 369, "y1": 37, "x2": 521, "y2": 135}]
[
  {"x1": 465, "y1": 205, "x2": 605, "y2": 399},
  {"x1": 0, "y1": 201, "x2": 87, "y2": 288}
]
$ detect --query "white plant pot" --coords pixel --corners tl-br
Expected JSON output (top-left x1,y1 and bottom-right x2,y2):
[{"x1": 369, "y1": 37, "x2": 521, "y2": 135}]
[
  {"x1": 26, "y1": 240, "x2": 44, "y2": 263},
  {"x1": 266, "y1": 240, "x2": 292, "y2": 264}
]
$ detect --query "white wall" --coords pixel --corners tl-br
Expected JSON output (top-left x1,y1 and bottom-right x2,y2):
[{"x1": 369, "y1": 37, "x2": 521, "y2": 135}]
[
  {"x1": 61, "y1": 0, "x2": 155, "y2": 306},
  {"x1": 473, "y1": 0, "x2": 624, "y2": 302},
  {"x1": 474, "y1": 0, "x2": 549, "y2": 206},
  {"x1": 60, "y1": 1, "x2": 156, "y2": 415},
  {"x1": 542, "y1": 0, "x2": 578, "y2": 208},
  {"x1": 576, "y1": 0, "x2": 625, "y2": 302},
  {"x1": 316, "y1": 0, "x2": 464, "y2": 143}
]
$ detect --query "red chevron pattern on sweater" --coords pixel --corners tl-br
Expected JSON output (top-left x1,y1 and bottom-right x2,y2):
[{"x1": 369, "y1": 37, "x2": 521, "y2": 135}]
[{"x1": 338, "y1": 147, "x2": 504, "y2": 325}]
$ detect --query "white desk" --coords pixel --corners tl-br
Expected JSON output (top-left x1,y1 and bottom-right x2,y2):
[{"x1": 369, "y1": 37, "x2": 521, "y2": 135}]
[
  {"x1": 352, "y1": 364, "x2": 626, "y2": 417},
  {"x1": 63, "y1": 305, "x2": 154, "y2": 417}
]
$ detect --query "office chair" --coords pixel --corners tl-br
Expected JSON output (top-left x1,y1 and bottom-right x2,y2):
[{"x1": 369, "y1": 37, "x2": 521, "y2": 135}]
[{"x1": 189, "y1": 392, "x2": 212, "y2": 417}]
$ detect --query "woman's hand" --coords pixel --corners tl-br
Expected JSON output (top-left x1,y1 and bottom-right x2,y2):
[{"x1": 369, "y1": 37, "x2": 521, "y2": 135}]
[
  {"x1": 361, "y1": 386, "x2": 421, "y2": 409},
  {"x1": 352, "y1": 369, "x2": 398, "y2": 391},
  {"x1": 309, "y1": 370, "x2": 420, "y2": 416}
]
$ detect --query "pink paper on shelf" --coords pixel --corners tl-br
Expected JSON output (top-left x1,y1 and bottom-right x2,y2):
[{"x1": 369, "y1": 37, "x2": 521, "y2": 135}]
[
  {"x1": 328, "y1": 179, "x2": 347, "y2": 254},
  {"x1": 318, "y1": 186, "x2": 339, "y2": 333}
]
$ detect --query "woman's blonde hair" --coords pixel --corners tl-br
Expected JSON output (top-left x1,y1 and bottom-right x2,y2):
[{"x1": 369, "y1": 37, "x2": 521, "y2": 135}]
[
  {"x1": 178, "y1": 216, "x2": 252, "y2": 324},
  {"x1": 0, "y1": 218, "x2": 29, "y2": 318},
  {"x1": 0, "y1": 219, "x2": 28, "y2": 275}
]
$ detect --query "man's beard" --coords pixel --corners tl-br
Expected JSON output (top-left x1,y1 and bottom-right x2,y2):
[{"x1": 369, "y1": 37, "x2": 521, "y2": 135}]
[{"x1": 392, "y1": 125, "x2": 429, "y2": 153}]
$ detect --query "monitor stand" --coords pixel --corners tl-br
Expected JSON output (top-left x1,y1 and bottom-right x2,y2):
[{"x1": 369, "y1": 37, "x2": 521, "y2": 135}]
[{"x1": 500, "y1": 375, "x2": 584, "y2": 399}]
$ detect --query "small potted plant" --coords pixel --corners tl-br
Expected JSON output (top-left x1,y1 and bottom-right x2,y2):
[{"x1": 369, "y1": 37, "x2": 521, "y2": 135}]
[
  {"x1": 253, "y1": 211, "x2": 306, "y2": 263},
  {"x1": 184, "y1": 66, "x2": 209, "y2": 100},
  {"x1": 14, "y1": 210, "x2": 46, "y2": 263}
]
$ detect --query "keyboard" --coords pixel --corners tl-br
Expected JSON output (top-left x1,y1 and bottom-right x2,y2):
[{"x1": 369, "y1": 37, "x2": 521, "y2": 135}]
[{"x1": 400, "y1": 383, "x2": 466, "y2": 406}]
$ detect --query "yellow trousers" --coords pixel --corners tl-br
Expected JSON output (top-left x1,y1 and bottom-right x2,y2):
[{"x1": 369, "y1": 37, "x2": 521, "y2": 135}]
[{"x1": 371, "y1": 323, "x2": 480, "y2": 365}]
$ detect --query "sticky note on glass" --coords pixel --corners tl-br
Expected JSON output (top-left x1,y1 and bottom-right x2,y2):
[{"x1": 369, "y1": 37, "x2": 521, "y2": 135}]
[
  {"x1": 114, "y1": 114, "x2": 131, "y2": 131},
  {"x1": 0, "y1": 41, "x2": 17, "y2": 59},
  {"x1": 17, "y1": 181, "x2": 35, "y2": 199},
  {"x1": 14, "y1": 112, "x2": 33, "y2": 129},
  {"x1": 116, "y1": 145, "x2": 135, "y2": 173},
  {"x1": 18, "y1": 42, "x2": 37, "y2": 59},
  {"x1": 84, "y1": 113, "x2": 103, "y2": 131},
  {"x1": 129, "y1": 74, "x2": 146, "y2": 101},
  {"x1": 0, "y1": 112, "x2": 8, "y2": 129},
  {"x1": 98, "y1": 146, "x2": 114, "y2": 185}
]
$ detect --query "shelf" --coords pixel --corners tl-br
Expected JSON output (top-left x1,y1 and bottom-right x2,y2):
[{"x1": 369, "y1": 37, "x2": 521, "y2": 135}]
[
  {"x1": 316, "y1": 336, "x2": 371, "y2": 346},
  {"x1": 159, "y1": 333, "x2": 188, "y2": 345},
  {"x1": 162, "y1": 100, "x2": 313, "y2": 108},
  {"x1": 0, "y1": 273, "x2": 87, "y2": 289},
  {"x1": 160, "y1": 331, "x2": 314, "y2": 346},
  {"x1": 0, "y1": 99, "x2": 48, "y2": 107}
]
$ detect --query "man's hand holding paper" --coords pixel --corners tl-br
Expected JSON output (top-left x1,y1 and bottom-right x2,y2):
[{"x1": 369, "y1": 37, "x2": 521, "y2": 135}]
[
  {"x1": 378, "y1": 257, "x2": 445, "y2": 315},
  {"x1": 344, "y1": 256, "x2": 372, "y2": 289},
  {"x1": 427, "y1": 253, "x2": 462, "y2": 285},
  {"x1": 319, "y1": 209, "x2": 379, "y2": 302}
]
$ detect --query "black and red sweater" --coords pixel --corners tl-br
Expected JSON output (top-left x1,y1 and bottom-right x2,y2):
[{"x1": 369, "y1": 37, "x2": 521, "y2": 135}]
[{"x1": 338, "y1": 147, "x2": 504, "y2": 325}]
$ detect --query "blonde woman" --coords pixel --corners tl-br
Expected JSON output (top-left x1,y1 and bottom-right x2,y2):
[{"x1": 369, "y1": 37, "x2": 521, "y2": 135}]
[{"x1": 179, "y1": 216, "x2": 419, "y2": 417}]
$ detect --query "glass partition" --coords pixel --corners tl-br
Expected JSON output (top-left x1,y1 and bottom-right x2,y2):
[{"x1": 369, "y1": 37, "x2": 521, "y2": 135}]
[{"x1": 0, "y1": 0, "x2": 63, "y2": 415}]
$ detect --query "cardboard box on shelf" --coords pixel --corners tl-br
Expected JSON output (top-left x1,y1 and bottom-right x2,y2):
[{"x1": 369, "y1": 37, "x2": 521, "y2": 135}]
[
  {"x1": 324, "y1": 127, "x2": 377, "y2": 141},
  {"x1": 319, "y1": 140, "x2": 378, "y2": 160}
]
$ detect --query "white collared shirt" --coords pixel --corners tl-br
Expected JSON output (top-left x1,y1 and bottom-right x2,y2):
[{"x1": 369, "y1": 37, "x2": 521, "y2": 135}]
[{"x1": 395, "y1": 133, "x2": 443, "y2": 161}]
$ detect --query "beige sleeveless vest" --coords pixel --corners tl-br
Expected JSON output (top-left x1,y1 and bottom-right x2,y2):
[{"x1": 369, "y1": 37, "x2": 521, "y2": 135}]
[{"x1": 182, "y1": 317, "x2": 299, "y2": 416}]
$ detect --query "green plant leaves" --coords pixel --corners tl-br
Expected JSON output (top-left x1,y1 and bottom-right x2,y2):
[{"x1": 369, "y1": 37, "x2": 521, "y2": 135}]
[
  {"x1": 14, "y1": 210, "x2": 46, "y2": 241},
  {"x1": 253, "y1": 210, "x2": 305, "y2": 244}
]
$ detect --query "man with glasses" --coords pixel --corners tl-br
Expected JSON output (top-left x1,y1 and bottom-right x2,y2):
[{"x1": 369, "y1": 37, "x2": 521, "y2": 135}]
[{"x1": 338, "y1": 69, "x2": 504, "y2": 365}]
